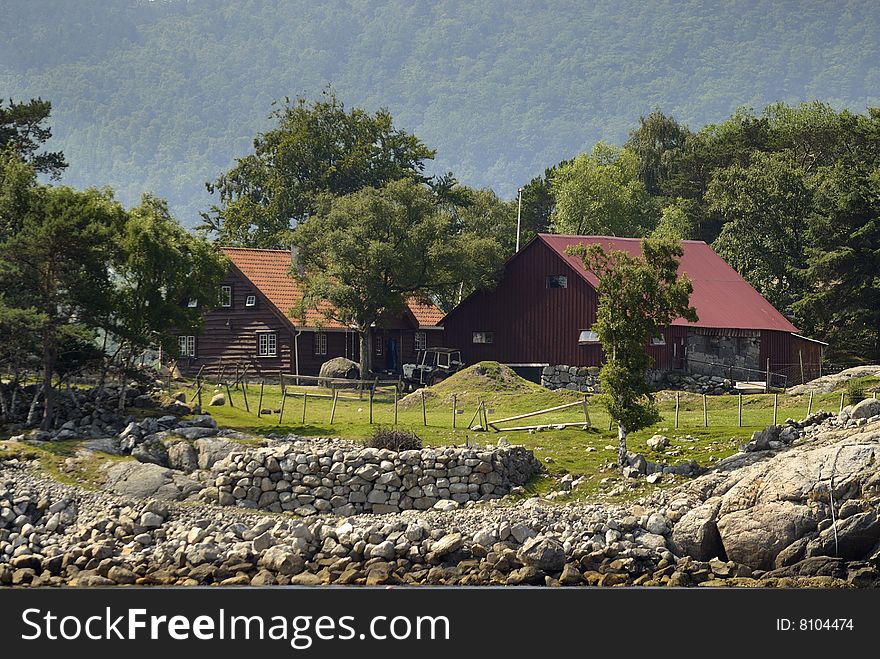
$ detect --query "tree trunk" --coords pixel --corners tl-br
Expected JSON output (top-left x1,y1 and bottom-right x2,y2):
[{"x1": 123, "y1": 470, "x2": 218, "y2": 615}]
[
  {"x1": 0, "y1": 383, "x2": 8, "y2": 422},
  {"x1": 40, "y1": 334, "x2": 56, "y2": 431},
  {"x1": 358, "y1": 330, "x2": 372, "y2": 381},
  {"x1": 26, "y1": 387, "x2": 42, "y2": 427},
  {"x1": 617, "y1": 421, "x2": 628, "y2": 467}
]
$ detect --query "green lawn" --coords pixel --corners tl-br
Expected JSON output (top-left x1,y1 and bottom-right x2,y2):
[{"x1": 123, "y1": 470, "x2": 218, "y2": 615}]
[{"x1": 182, "y1": 377, "x2": 849, "y2": 499}]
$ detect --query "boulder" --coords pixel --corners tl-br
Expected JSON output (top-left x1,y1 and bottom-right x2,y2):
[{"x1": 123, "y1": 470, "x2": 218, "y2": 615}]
[
  {"x1": 716, "y1": 502, "x2": 817, "y2": 570},
  {"x1": 258, "y1": 547, "x2": 305, "y2": 576},
  {"x1": 166, "y1": 440, "x2": 199, "y2": 473},
  {"x1": 646, "y1": 435, "x2": 669, "y2": 451},
  {"x1": 670, "y1": 500, "x2": 724, "y2": 561},
  {"x1": 208, "y1": 393, "x2": 225, "y2": 406},
  {"x1": 318, "y1": 357, "x2": 360, "y2": 386},
  {"x1": 194, "y1": 438, "x2": 240, "y2": 470},
  {"x1": 103, "y1": 461, "x2": 202, "y2": 501},
  {"x1": 517, "y1": 536, "x2": 566, "y2": 572},
  {"x1": 806, "y1": 511, "x2": 880, "y2": 560},
  {"x1": 850, "y1": 397, "x2": 880, "y2": 420},
  {"x1": 131, "y1": 437, "x2": 169, "y2": 467}
]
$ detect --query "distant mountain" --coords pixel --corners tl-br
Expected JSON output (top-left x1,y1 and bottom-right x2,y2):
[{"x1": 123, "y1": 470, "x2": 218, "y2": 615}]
[{"x1": 3, "y1": 0, "x2": 879, "y2": 224}]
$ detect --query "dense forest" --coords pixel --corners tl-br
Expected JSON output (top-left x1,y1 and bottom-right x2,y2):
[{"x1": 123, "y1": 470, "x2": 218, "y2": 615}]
[{"x1": 2, "y1": 0, "x2": 880, "y2": 223}]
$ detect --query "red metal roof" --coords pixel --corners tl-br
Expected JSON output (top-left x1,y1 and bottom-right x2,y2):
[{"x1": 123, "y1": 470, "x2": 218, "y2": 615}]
[
  {"x1": 220, "y1": 247, "x2": 444, "y2": 329},
  {"x1": 538, "y1": 234, "x2": 800, "y2": 333}
]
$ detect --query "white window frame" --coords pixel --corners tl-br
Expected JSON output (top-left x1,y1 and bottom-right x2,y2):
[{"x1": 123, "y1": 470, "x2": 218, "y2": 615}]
[
  {"x1": 221, "y1": 285, "x2": 232, "y2": 307},
  {"x1": 187, "y1": 298, "x2": 198, "y2": 308},
  {"x1": 245, "y1": 294, "x2": 256, "y2": 308},
  {"x1": 472, "y1": 331, "x2": 494, "y2": 344},
  {"x1": 650, "y1": 334, "x2": 666, "y2": 346},
  {"x1": 547, "y1": 274, "x2": 568, "y2": 289},
  {"x1": 414, "y1": 331, "x2": 427, "y2": 352},
  {"x1": 257, "y1": 331, "x2": 277, "y2": 357},
  {"x1": 178, "y1": 335, "x2": 196, "y2": 357},
  {"x1": 314, "y1": 332, "x2": 327, "y2": 356},
  {"x1": 578, "y1": 329, "x2": 600, "y2": 344}
]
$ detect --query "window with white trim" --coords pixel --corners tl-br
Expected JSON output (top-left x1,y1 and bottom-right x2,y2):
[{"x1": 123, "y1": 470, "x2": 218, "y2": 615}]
[
  {"x1": 220, "y1": 285, "x2": 232, "y2": 307},
  {"x1": 547, "y1": 274, "x2": 568, "y2": 288},
  {"x1": 414, "y1": 331, "x2": 427, "y2": 352},
  {"x1": 245, "y1": 295, "x2": 256, "y2": 307},
  {"x1": 257, "y1": 332, "x2": 277, "y2": 357},
  {"x1": 650, "y1": 334, "x2": 666, "y2": 346},
  {"x1": 472, "y1": 331, "x2": 494, "y2": 344},
  {"x1": 578, "y1": 329, "x2": 600, "y2": 344},
  {"x1": 314, "y1": 332, "x2": 327, "y2": 356},
  {"x1": 178, "y1": 335, "x2": 196, "y2": 357},
  {"x1": 187, "y1": 298, "x2": 198, "y2": 308}
]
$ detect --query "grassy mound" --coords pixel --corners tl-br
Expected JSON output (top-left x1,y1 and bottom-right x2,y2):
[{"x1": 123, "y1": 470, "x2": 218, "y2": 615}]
[{"x1": 399, "y1": 361, "x2": 555, "y2": 409}]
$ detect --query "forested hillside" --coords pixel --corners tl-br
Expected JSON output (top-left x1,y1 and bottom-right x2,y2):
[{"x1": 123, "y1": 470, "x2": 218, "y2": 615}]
[{"x1": 2, "y1": 0, "x2": 880, "y2": 222}]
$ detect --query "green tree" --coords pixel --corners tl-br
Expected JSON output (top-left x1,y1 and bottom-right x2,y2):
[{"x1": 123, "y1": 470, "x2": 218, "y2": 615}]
[
  {"x1": 794, "y1": 163, "x2": 880, "y2": 362},
  {"x1": 625, "y1": 110, "x2": 691, "y2": 196},
  {"x1": 566, "y1": 238, "x2": 697, "y2": 466},
  {"x1": 708, "y1": 152, "x2": 811, "y2": 312},
  {"x1": 202, "y1": 90, "x2": 436, "y2": 248},
  {"x1": 111, "y1": 194, "x2": 227, "y2": 405},
  {"x1": 0, "y1": 183, "x2": 124, "y2": 429},
  {"x1": 291, "y1": 178, "x2": 504, "y2": 378},
  {"x1": 651, "y1": 198, "x2": 702, "y2": 240},
  {"x1": 0, "y1": 98, "x2": 67, "y2": 178},
  {"x1": 551, "y1": 143, "x2": 657, "y2": 237}
]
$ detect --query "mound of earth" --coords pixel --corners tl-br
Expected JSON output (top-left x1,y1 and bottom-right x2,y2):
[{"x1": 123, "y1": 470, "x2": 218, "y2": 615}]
[
  {"x1": 788, "y1": 365, "x2": 880, "y2": 394},
  {"x1": 399, "y1": 361, "x2": 545, "y2": 409}
]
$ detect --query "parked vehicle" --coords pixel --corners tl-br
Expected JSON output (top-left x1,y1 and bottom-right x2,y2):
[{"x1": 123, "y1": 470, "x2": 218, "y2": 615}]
[{"x1": 402, "y1": 348, "x2": 464, "y2": 390}]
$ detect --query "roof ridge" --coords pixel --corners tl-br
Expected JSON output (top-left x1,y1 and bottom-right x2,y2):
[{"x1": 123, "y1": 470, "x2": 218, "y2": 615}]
[{"x1": 219, "y1": 246, "x2": 291, "y2": 253}]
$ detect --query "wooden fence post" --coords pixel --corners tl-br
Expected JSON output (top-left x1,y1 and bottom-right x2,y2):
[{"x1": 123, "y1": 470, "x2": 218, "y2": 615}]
[
  {"x1": 257, "y1": 380, "x2": 264, "y2": 418},
  {"x1": 799, "y1": 350, "x2": 805, "y2": 385},
  {"x1": 301, "y1": 392, "x2": 308, "y2": 424},
  {"x1": 765, "y1": 358, "x2": 771, "y2": 393},
  {"x1": 839, "y1": 391, "x2": 845, "y2": 413},
  {"x1": 738, "y1": 392, "x2": 743, "y2": 427},
  {"x1": 225, "y1": 381, "x2": 234, "y2": 408},
  {"x1": 421, "y1": 389, "x2": 427, "y2": 426},
  {"x1": 369, "y1": 386, "x2": 374, "y2": 425},
  {"x1": 582, "y1": 394, "x2": 591, "y2": 427},
  {"x1": 702, "y1": 394, "x2": 708, "y2": 427},
  {"x1": 773, "y1": 393, "x2": 778, "y2": 425},
  {"x1": 330, "y1": 388, "x2": 339, "y2": 424},
  {"x1": 807, "y1": 391, "x2": 813, "y2": 417},
  {"x1": 278, "y1": 390, "x2": 286, "y2": 425},
  {"x1": 675, "y1": 391, "x2": 680, "y2": 429},
  {"x1": 241, "y1": 382, "x2": 250, "y2": 413},
  {"x1": 197, "y1": 376, "x2": 203, "y2": 410},
  {"x1": 452, "y1": 394, "x2": 457, "y2": 428},
  {"x1": 393, "y1": 386, "x2": 398, "y2": 425}
]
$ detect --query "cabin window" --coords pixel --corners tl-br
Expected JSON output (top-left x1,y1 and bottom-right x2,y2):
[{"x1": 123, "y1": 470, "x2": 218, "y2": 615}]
[
  {"x1": 414, "y1": 331, "x2": 427, "y2": 352},
  {"x1": 245, "y1": 295, "x2": 256, "y2": 308},
  {"x1": 314, "y1": 332, "x2": 327, "y2": 356},
  {"x1": 220, "y1": 285, "x2": 232, "y2": 307},
  {"x1": 547, "y1": 275, "x2": 568, "y2": 289},
  {"x1": 178, "y1": 335, "x2": 196, "y2": 357},
  {"x1": 473, "y1": 331, "x2": 494, "y2": 344},
  {"x1": 187, "y1": 298, "x2": 198, "y2": 308},
  {"x1": 257, "y1": 332, "x2": 277, "y2": 357},
  {"x1": 578, "y1": 329, "x2": 600, "y2": 344},
  {"x1": 650, "y1": 334, "x2": 666, "y2": 346}
]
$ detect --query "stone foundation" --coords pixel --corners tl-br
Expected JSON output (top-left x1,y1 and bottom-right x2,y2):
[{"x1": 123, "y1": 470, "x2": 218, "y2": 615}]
[
  {"x1": 202, "y1": 441, "x2": 541, "y2": 515},
  {"x1": 541, "y1": 365, "x2": 601, "y2": 392}
]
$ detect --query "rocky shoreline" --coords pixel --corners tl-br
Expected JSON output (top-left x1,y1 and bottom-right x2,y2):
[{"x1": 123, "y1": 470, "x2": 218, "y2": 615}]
[{"x1": 1, "y1": 395, "x2": 879, "y2": 588}]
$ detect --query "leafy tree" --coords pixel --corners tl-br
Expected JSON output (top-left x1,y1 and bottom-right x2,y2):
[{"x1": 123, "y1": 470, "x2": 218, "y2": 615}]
[
  {"x1": 202, "y1": 90, "x2": 436, "y2": 248},
  {"x1": 707, "y1": 152, "x2": 811, "y2": 312},
  {"x1": 566, "y1": 238, "x2": 697, "y2": 466},
  {"x1": 551, "y1": 143, "x2": 657, "y2": 237},
  {"x1": 0, "y1": 183, "x2": 124, "y2": 429},
  {"x1": 794, "y1": 163, "x2": 880, "y2": 362},
  {"x1": 291, "y1": 178, "x2": 504, "y2": 378},
  {"x1": 111, "y1": 193, "x2": 227, "y2": 400},
  {"x1": 0, "y1": 98, "x2": 67, "y2": 178},
  {"x1": 625, "y1": 110, "x2": 691, "y2": 196},
  {"x1": 651, "y1": 198, "x2": 702, "y2": 240}
]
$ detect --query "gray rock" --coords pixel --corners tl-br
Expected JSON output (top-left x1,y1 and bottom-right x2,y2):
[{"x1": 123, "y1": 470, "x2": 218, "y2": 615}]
[
  {"x1": 103, "y1": 461, "x2": 202, "y2": 501},
  {"x1": 517, "y1": 536, "x2": 566, "y2": 572},
  {"x1": 850, "y1": 397, "x2": 880, "y2": 420},
  {"x1": 670, "y1": 500, "x2": 723, "y2": 561},
  {"x1": 258, "y1": 547, "x2": 304, "y2": 575},
  {"x1": 430, "y1": 533, "x2": 463, "y2": 557},
  {"x1": 166, "y1": 441, "x2": 198, "y2": 473},
  {"x1": 717, "y1": 502, "x2": 817, "y2": 570},
  {"x1": 208, "y1": 393, "x2": 225, "y2": 406},
  {"x1": 194, "y1": 438, "x2": 240, "y2": 470}
]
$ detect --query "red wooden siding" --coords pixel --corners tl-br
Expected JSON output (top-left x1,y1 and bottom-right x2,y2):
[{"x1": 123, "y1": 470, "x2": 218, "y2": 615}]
[{"x1": 443, "y1": 240, "x2": 601, "y2": 366}]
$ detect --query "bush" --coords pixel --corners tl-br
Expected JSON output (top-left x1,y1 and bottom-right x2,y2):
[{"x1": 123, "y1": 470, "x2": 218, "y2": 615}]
[
  {"x1": 846, "y1": 378, "x2": 866, "y2": 405},
  {"x1": 366, "y1": 427, "x2": 423, "y2": 451}
]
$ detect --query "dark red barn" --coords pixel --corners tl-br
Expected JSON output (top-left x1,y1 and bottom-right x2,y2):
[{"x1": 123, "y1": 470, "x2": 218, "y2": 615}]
[{"x1": 440, "y1": 234, "x2": 825, "y2": 386}]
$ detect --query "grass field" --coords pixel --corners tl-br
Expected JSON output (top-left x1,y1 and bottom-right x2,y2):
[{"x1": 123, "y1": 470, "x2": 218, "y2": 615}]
[{"x1": 180, "y1": 364, "x2": 857, "y2": 498}]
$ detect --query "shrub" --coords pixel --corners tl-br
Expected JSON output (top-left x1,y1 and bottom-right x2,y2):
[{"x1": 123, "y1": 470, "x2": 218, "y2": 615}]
[
  {"x1": 366, "y1": 427, "x2": 423, "y2": 451},
  {"x1": 846, "y1": 378, "x2": 866, "y2": 406}
]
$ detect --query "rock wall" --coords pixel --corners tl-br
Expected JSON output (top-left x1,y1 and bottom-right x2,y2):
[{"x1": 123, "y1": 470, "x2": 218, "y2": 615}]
[
  {"x1": 202, "y1": 441, "x2": 541, "y2": 515},
  {"x1": 541, "y1": 365, "x2": 601, "y2": 392},
  {"x1": 685, "y1": 330, "x2": 760, "y2": 378}
]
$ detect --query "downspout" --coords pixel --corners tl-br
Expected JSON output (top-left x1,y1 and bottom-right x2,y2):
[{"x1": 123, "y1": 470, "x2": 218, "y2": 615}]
[{"x1": 294, "y1": 329, "x2": 302, "y2": 385}]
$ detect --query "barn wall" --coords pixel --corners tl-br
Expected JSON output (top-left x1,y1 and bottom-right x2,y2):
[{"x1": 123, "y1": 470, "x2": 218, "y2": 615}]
[
  {"x1": 760, "y1": 330, "x2": 826, "y2": 387},
  {"x1": 442, "y1": 240, "x2": 602, "y2": 366}
]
